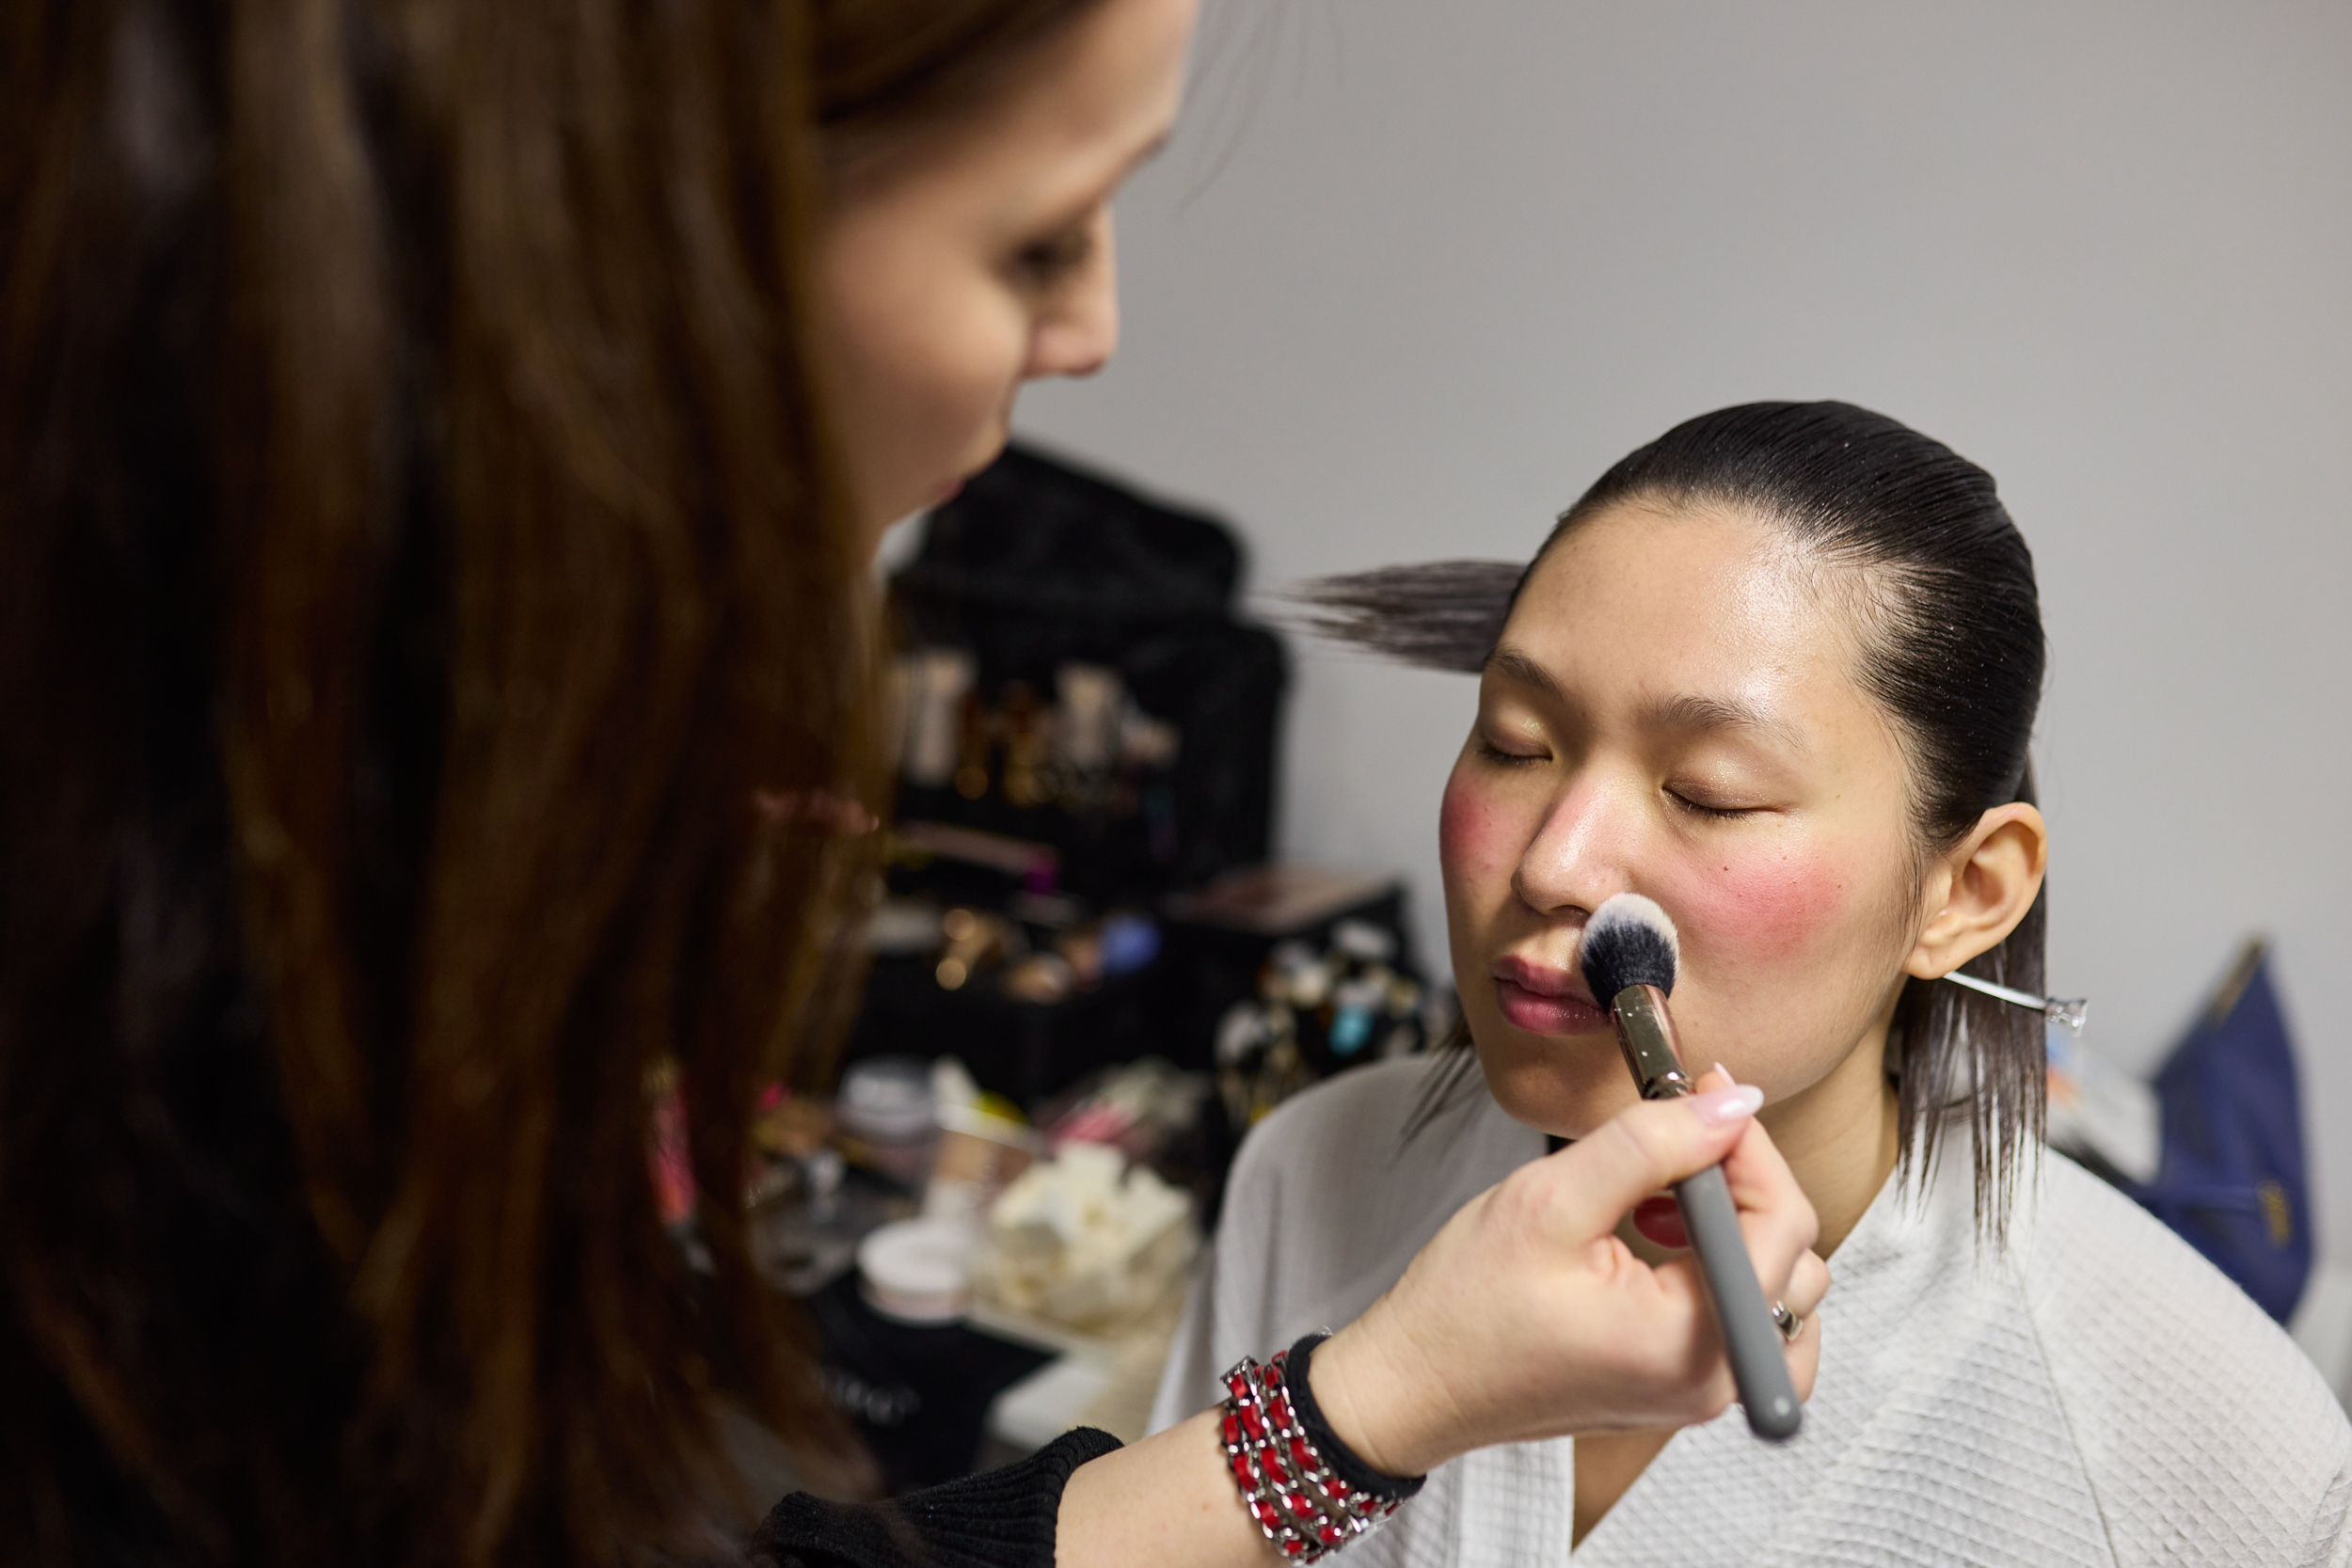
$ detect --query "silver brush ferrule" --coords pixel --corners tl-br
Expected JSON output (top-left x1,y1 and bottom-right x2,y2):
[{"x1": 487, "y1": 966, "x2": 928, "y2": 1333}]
[{"x1": 1611, "y1": 984, "x2": 1694, "y2": 1100}]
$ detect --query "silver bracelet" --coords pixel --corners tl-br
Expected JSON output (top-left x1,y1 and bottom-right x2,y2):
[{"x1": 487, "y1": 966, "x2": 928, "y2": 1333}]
[{"x1": 1218, "y1": 1348, "x2": 1404, "y2": 1560}]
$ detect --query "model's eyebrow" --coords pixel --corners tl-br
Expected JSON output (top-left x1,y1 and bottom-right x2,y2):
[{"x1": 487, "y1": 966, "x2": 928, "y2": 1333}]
[
  {"x1": 1640, "y1": 691, "x2": 1808, "y2": 753},
  {"x1": 1485, "y1": 645, "x2": 1564, "y2": 703},
  {"x1": 1486, "y1": 644, "x2": 1805, "y2": 752}
]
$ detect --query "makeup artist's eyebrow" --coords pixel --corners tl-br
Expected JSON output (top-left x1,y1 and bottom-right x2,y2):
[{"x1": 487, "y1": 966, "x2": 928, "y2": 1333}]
[
  {"x1": 1641, "y1": 692, "x2": 1808, "y2": 753},
  {"x1": 1042, "y1": 131, "x2": 1172, "y2": 232}
]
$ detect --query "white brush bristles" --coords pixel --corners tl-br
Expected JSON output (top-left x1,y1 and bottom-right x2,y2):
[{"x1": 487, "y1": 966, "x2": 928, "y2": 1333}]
[{"x1": 1579, "y1": 893, "x2": 1682, "y2": 1001}]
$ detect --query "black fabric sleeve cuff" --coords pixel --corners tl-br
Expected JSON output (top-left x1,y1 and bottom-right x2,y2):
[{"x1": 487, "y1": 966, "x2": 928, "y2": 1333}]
[{"x1": 746, "y1": 1427, "x2": 1123, "y2": 1568}]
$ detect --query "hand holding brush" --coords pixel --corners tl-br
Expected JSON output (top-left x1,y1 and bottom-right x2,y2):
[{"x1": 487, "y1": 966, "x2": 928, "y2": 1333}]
[{"x1": 1580, "y1": 893, "x2": 1808, "y2": 1441}]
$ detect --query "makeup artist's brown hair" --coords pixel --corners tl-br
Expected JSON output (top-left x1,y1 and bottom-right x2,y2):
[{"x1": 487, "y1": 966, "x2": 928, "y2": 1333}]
[
  {"x1": 0, "y1": 1, "x2": 1101, "y2": 1565},
  {"x1": 1307, "y1": 402, "x2": 2047, "y2": 1244}
]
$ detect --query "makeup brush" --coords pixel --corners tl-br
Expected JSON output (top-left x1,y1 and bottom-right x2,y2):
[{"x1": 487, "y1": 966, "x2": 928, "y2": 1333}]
[{"x1": 1579, "y1": 894, "x2": 1803, "y2": 1441}]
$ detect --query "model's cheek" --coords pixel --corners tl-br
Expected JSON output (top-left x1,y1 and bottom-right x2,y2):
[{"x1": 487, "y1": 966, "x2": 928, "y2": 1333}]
[
  {"x1": 1439, "y1": 768, "x2": 1519, "y2": 889},
  {"x1": 1670, "y1": 844, "x2": 1869, "y2": 970}
]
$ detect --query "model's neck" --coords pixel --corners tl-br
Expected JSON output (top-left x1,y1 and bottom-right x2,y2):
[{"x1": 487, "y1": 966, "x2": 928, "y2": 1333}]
[{"x1": 1757, "y1": 1023, "x2": 1901, "y2": 1258}]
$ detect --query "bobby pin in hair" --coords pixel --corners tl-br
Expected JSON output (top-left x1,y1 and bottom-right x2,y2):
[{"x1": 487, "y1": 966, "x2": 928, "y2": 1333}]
[{"x1": 1943, "y1": 971, "x2": 2088, "y2": 1037}]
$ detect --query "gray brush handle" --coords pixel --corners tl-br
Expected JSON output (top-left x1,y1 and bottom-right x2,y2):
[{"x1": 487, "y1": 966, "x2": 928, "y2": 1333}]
[{"x1": 1674, "y1": 1164, "x2": 1802, "y2": 1440}]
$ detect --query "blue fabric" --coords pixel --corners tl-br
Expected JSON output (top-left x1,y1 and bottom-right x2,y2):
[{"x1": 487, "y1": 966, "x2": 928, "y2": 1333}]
[{"x1": 2125, "y1": 956, "x2": 2312, "y2": 1323}]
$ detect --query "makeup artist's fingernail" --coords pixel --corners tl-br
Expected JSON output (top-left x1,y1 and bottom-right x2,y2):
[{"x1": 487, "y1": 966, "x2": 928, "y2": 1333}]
[
  {"x1": 1691, "y1": 1084, "x2": 1766, "y2": 1126},
  {"x1": 1714, "y1": 1061, "x2": 1738, "y2": 1086}
]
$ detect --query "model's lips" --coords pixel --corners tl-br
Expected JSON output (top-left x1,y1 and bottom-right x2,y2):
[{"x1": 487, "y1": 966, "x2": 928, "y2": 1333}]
[
  {"x1": 1492, "y1": 955, "x2": 1610, "y2": 1037},
  {"x1": 1493, "y1": 955, "x2": 1590, "y2": 999}
]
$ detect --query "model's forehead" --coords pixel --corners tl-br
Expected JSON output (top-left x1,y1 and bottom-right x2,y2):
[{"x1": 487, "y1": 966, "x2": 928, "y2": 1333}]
[
  {"x1": 1492, "y1": 499, "x2": 1915, "y2": 784},
  {"x1": 1505, "y1": 501, "x2": 1828, "y2": 688}
]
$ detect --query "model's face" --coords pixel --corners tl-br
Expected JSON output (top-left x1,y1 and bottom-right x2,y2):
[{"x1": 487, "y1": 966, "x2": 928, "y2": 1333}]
[
  {"x1": 814, "y1": 0, "x2": 1197, "y2": 542},
  {"x1": 1440, "y1": 499, "x2": 1924, "y2": 1138}
]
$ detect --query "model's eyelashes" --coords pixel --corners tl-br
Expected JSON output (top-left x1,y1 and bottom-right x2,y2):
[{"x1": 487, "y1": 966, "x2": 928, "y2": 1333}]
[
  {"x1": 1472, "y1": 728, "x2": 1773, "y2": 818},
  {"x1": 1666, "y1": 787, "x2": 1761, "y2": 821},
  {"x1": 1474, "y1": 735, "x2": 1548, "y2": 767}
]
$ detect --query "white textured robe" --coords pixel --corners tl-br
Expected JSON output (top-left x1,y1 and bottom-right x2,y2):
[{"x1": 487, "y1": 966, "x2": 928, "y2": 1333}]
[{"x1": 1151, "y1": 1053, "x2": 2352, "y2": 1566}]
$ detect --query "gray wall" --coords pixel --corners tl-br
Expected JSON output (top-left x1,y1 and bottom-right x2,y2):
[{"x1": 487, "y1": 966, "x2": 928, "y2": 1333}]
[{"x1": 1009, "y1": 0, "x2": 2352, "y2": 1263}]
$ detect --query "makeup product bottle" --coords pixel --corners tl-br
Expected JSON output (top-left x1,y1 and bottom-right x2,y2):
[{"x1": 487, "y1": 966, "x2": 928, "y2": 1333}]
[{"x1": 900, "y1": 646, "x2": 975, "y2": 790}]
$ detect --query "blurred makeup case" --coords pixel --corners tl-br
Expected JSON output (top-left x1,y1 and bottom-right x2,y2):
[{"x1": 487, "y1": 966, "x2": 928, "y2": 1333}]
[{"x1": 844, "y1": 444, "x2": 1310, "y2": 1115}]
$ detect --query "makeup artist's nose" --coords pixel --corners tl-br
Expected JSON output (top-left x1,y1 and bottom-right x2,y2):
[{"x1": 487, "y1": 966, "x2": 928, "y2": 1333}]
[
  {"x1": 1510, "y1": 779, "x2": 1630, "y2": 917},
  {"x1": 1025, "y1": 213, "x2": 1120, "y2": 382}
]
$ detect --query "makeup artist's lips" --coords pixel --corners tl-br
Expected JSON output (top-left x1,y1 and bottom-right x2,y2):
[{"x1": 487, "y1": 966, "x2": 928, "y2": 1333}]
[{"x1": 1492, "y1": 956, "x2": 1610, "y2": 1037}]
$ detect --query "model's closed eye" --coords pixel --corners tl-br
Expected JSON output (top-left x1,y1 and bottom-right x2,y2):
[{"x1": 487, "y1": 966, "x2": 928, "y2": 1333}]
[
  {"x1": 1476, "y1": 735, "x2": 1548, "y2": 766},
  {"x1": 1663, "y1": 778, "x2": 1777, "y2": 819}
]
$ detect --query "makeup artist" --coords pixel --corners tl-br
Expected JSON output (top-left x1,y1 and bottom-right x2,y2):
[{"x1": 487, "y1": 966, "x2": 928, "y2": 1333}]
[{"x1": 0, "y1": 2, "x2": 1827, "y2": 1566}]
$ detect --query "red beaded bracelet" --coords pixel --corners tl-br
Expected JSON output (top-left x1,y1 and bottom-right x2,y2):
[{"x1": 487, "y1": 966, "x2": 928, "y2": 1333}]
[{"x1": 1218, "y1": 1338, "x2": 1421, "y2": 1561}]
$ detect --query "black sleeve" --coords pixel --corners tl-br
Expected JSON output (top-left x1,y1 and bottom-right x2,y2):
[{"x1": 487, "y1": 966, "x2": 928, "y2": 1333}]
[{"x1": 745, "y1": 1428, "x2": 1124, "y2": 1568}]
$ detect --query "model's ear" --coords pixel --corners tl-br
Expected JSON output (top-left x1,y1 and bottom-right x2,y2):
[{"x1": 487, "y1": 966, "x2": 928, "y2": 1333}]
[{"x1": 1904, "y1": 802, "x2": 2048, "y2": 979}]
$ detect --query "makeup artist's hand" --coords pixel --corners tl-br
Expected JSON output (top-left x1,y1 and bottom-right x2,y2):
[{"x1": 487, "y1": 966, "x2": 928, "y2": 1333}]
[
  {"x1": 1308, "y1": 1075, "x2": 1829, "y2": 1477},
  {"x1": 1054, "y1": 1080, "x2": 1825, "y2": 1568}
]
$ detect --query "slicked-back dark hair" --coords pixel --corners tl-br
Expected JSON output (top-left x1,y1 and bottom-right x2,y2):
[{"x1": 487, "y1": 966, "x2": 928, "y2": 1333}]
[{"x1": 1306, "y1": 401, "x2": 2047, "y2": 1240}]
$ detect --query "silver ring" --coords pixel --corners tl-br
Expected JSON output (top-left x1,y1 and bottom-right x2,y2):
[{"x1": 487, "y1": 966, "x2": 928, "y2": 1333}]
[{"x1": 1771, "y1": 1301, "x2": 1804, "y2": 1343}]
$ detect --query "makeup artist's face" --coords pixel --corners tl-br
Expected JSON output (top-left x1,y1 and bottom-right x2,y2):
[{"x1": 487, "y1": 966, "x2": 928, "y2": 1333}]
[
  {"x1": 1439, "y1": 499, "x2": 1921, "y2": 1137},
  {"x1": 814, "y1": 0, "x2": 1196, "y2": 545}
]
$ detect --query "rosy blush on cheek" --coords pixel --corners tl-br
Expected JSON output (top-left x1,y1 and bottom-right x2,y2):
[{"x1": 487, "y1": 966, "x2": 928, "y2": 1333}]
[
  {"x1": 1671, "y1": 845, "x2": 1863, "y2": 971},
  {"x1": 1438, "y1": 769, "x2": 1515, "y2": 881}
]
